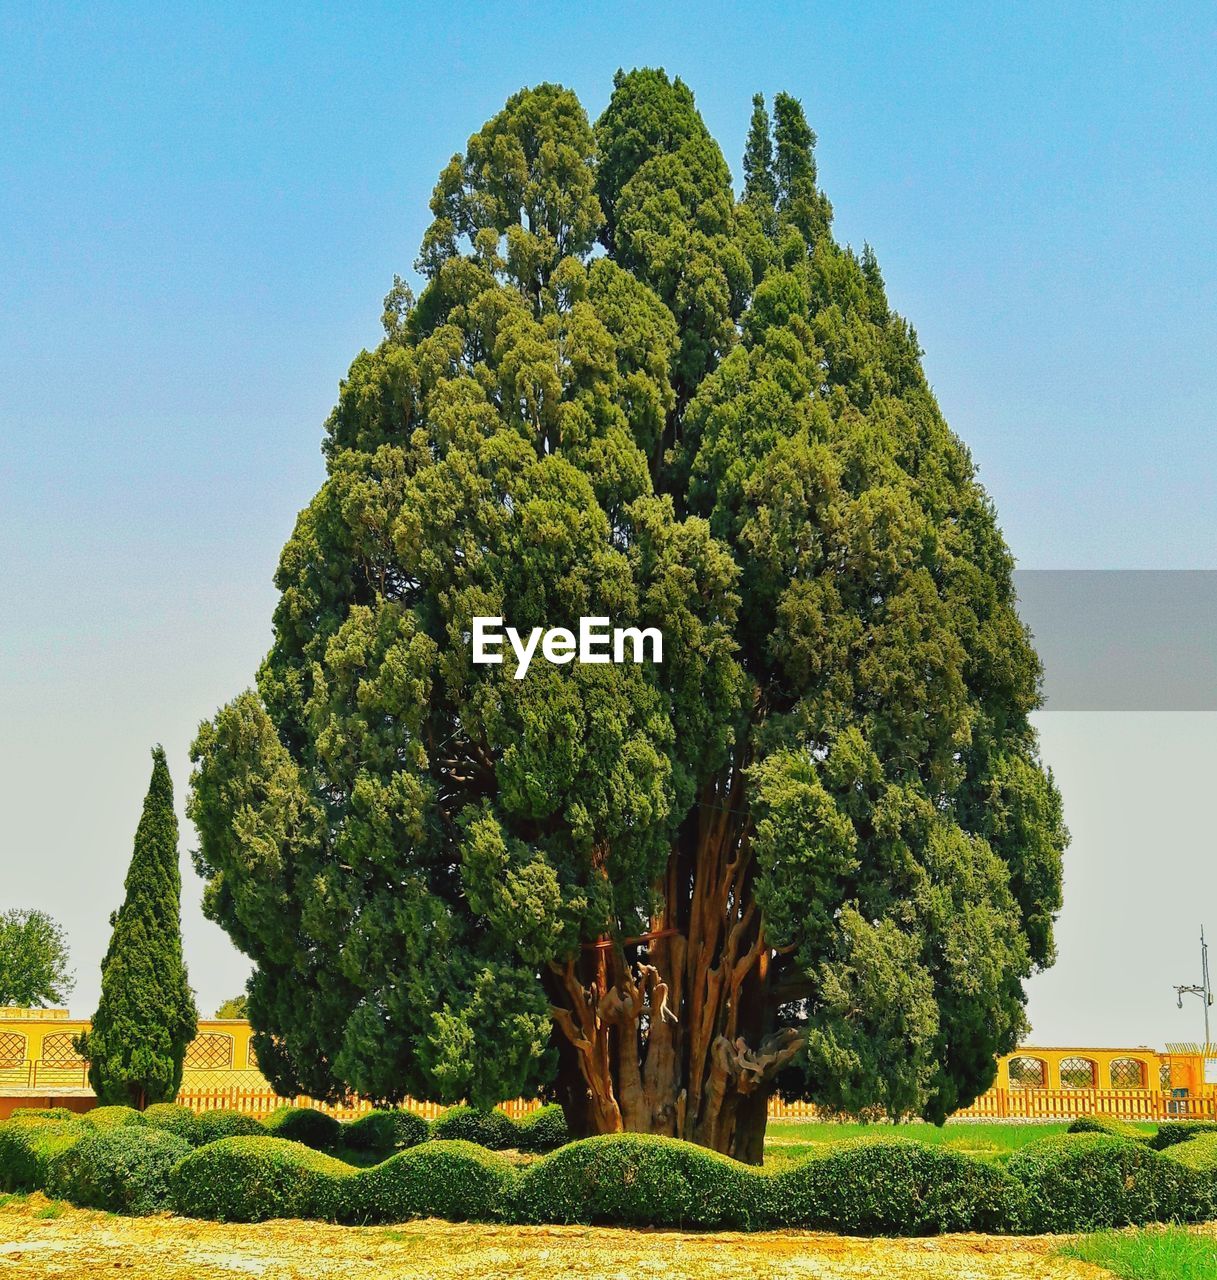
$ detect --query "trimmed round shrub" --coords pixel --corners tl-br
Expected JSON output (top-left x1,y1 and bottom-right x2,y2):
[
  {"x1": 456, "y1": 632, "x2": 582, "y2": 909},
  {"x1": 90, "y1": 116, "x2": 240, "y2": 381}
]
[
  {"x1": 1008, "y1": 1133, "x2": 1211, "y2": 1232},
  {"x1": 1068, "y1": 1115, "x2": 1151, "y2": 1143},
  {"x1": 171, "y1": 1136, "x2": 352, "y2": 1222},
  {"x1": 342, "y1": 1109, "x2": 429, "y2": 1155},
  {"x1": 87, "y1": 1105, "x2": 146, "y2": 1130},
  {"x1": 515, "y1": 1104, "x2": 568, "y2": 1154},
  {"x1": 1152, "y1": 1120, "x2": 1217, "y2": 1151},
  {"x1": 513, "y1": 1133, "x2": 764, "y2": 1229},
  {"x1": 772, "y1": 1138, "x2": 1019, "y2": 1235},
  {"x1": 264, "y1": 1106, "x2": 342, "y2": 1150},
  {"x1": 0, "y1": 1117, "x2": 90, "y2": 1191},
  {"x1": 10, "y1": 1107, "x2": 74, "y2": 1121},
  {"x1": 47, "y1": 1125, "x2": 191, "y2": 1214},
  {"x1": 143, "y1": 1103, "x2": 200, "y2": 1144},
  {"x1": 344, "y1": 1139, "x2": 515, "y2": 1224},
  {"x1": 1162, "y1": 1132, "x2": 1217, "y2": 1172},
  {"x1": 193, "y1": 1109, "x2": 266, "y2": 1144},
  {"x1": 430, "y1": 1105, "x2": 518, "y2": 1150}
]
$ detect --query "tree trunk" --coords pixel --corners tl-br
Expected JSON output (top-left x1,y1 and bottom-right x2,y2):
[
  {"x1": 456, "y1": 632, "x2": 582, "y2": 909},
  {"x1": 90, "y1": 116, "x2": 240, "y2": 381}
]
[{"x1": 547, "y1": 765, "x2": 805, "y2": 1164}]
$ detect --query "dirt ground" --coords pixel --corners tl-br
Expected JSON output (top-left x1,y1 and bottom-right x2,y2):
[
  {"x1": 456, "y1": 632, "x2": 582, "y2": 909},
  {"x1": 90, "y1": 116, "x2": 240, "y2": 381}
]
[{"x1": 0, "y1": 1194, "x2": 1107, "y2": 1280}]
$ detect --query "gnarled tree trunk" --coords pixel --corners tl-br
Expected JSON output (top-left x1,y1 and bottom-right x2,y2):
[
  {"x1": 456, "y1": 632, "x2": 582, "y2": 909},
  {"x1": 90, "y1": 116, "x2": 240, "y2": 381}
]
[{"x1": 545, "y1": 761, "x2": 806, "y2": 1163}]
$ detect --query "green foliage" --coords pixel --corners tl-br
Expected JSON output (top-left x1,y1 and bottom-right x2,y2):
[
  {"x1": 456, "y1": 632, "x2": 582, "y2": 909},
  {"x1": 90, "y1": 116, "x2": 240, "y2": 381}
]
[
  {"x1": 0, "y1": 1117, "x2": 90, "y2": 1190},
  {"x1": 193, "y1": 1109, "x2": 265, "y2": 1144},
  {"x1": 0, "y1": 908, "x2": 74, "y2": 1007},
  {"x1": 1152, "y1": 1121, "x2": 1217, "y2": 1151},
  {"x1": 515, "y1": 1104, "x2": 569, "y2": 1153},
  {"x1": 771, "y1": 1137, "x2": 1019, "y2": 1234},
  {"x1": 1160, "y1": 1132, "x2": 1217, "y2": 1172},
  {"x1": 87, "y1": 1105, "x2": 146, "y2": 1130},
  {"x1": 343, "y1": 1140, "x2": 515, "y2": 1224},
  {"x1": 214, "y1": 995, "x2": 248, "y2": 1019},
  {"x1": 171, "y1": 1136, "x2": 351, "y2": 1222},
  {"x1": 1069, "y1": 1114, "x2": 1153, "y2": 1143},
  {"x1": 430, "y1": 1105, "x2": 518, "y2": 1150},
  {"x1": 10, "y1": 1107, "x2": 73, "y2": 1121},
  {"x1": 341, "y1": 1109, "x2": 429, "y2": 1155},
  {"x1": 264, "y1": 1106, "x2": 342, "y2": 1149},
  {"x1": 189, "y1": 69, "x2": 1068, "y2": 1141},
  {"x1": 47, "y1": 1125, "x2": 190, "y2": 1214},
  {"x1": 1007, "y1": 1134, "x2": 1210, "y2": 1233},
  {"x1": 512, "y1": 1133, "x2": 764, "y2": 1229},
  {"x1": 141, "y1": 1103, "x2": 200, "y2": 1143},
  {"x1": 1062, "y1": 1226, "x2": 1217, "y2": 1280},
  {"x1": 78, "y1": 747, "x2": 198, "y2": 1107}
]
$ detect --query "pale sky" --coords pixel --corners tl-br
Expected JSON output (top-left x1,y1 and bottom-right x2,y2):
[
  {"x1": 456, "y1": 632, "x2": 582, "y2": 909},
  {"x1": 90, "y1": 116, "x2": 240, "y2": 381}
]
[{"x1": 1, "y1": 3, "x2": 1214, "y2": 1048}]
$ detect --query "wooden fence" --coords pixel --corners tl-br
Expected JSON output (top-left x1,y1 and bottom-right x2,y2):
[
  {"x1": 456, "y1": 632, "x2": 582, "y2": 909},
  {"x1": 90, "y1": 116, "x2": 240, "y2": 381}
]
[{"x1": 173, "y1": 1085, "x2": 1217, "y2": 1124}]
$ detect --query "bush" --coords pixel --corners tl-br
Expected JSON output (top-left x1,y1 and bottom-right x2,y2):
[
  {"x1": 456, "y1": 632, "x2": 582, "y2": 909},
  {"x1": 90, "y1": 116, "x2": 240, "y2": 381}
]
[
  {"x1": 87, "y1": 1105, "x2": 146, "y2": 1130},
  {"x1": 264, "y1": 1106, "x2": 342, "y2": 1150},
  {"x1": 142, "y1": 1103, "x2": 200, "y2": 1144},
  {"x1": 0, "y1": 1117, "x2": 90, "y2": 1191},
  {"x1": 515, "y1": 1104, "x2": 568, "y2": 1153},
  {"x1": 1068, "y1": 1115, "x2": 1151, "y2": 1143},
  {"x1": 513, "y1": 1133, "x2": 764, "y2": 1229},
  {"x1": 193, "y1": 1109, "x2": 266, "y2": 1144},
  {"x1": 10, "y1": 1107, "x2": 74, "y2": 1121},
  {"x1": 342, "y1": 1109, "x2": 429, "y2": 1155},
  {"x1": 1162, "y1": 1132, "x2": 1217, "y2": 1173},
  {"x1": 171, "y1": 1136, "x2": 352, "y2": 1222},
  {"x1": 47, "y1": 1125, "x2": 191, "y2": 1214},
  {"x1": 1008, "y1": 1134, "x2": 1211, "y2": 1232},
  {"x1": 772, "y1": 1138, "x2": 1020, "y2": 1235},
  {"x1": 344, "y1": 1140, "x2": 515, "y2": 1224},
  {"x1": 430, "y1": 1105, "x2": 518, "y2": 1150},
  {"x1": 1152, "y1": 1120, "x2": 1217, "y2": 1151}
]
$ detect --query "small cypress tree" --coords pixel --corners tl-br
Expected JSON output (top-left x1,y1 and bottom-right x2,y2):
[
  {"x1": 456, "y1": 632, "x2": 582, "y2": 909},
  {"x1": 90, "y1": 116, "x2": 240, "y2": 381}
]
[{"x1": 77, "y1": 746, "x2": 197, "y2": 1108}]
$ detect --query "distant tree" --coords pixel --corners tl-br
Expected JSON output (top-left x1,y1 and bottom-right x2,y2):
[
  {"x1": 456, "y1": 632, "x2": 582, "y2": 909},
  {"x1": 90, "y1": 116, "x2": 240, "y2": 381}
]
[
  {"x1": 0, "y1": 909, "x2": 74, "y2": 1007},
  {"x1": 742, "y1": 92, "x2": 777, "y2": 212},
  {"x1": 77, "y1": 747, "x2": 198, "y2": 1108},
  {"x1": 214, "y1": 995, "x2": 248, "y2": 1019}
]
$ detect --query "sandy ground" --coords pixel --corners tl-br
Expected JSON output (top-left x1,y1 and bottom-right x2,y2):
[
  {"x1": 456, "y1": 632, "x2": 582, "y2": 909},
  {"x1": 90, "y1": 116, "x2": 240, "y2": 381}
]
[{"x1": 0, "y1": 1194, "x2": 1107, "y2": 1280}]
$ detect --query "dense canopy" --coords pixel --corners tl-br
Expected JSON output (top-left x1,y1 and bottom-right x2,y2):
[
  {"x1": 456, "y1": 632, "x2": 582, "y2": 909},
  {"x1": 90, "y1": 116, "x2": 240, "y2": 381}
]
[{"x1": 190, "y1": 69, "x2": 1066, "y2": 1160}]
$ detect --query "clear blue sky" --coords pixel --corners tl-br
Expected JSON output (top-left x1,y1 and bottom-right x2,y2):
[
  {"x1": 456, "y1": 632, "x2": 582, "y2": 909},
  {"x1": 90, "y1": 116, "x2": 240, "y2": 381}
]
[{"x1": 1, "y1": 3, "x2": 1215, "y2": 1046}]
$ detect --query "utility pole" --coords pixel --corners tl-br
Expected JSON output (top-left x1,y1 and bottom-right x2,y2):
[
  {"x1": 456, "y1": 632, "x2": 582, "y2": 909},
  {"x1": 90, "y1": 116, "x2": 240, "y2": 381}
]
[{"x1": 1174, "y1": 926, "x2": 1213, "y2": 1049}]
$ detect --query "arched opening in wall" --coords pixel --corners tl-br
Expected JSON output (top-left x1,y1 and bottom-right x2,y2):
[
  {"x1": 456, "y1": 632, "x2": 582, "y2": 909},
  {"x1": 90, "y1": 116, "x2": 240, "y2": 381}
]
[
  {"x1": 0, "y1": 1032, "x2": 26, "y2": 1069},
  {"x1": 1161, "y1": 1061, "x2": 1173, "y2": 1092},
  {"x1": 184, "y1": 1033, "x2": 234, "y2": 1070},
  {"x1": 1008, "y1": 1056, "x2": 1047, "y2": 1089},
  {"x1": 1059, "y1": 1057, "x2": 1098, "y2": 1090},
  {"x1": 41, "y1": 1033, "x2": 84, "y2": 1065},
  {"x1": 1110, "y1": 1058, "x2": 1147, "y2": 1089}
]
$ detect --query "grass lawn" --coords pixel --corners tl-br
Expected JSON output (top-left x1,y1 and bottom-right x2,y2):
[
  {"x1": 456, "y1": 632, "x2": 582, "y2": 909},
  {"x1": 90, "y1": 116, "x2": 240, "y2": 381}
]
[
  {"x1": 763, "y1": 1119, "x2": 1114, "y2": 1166},
  {"x1": 1062, "y1": 1226, "x2": 1217, "y2": 1279}
]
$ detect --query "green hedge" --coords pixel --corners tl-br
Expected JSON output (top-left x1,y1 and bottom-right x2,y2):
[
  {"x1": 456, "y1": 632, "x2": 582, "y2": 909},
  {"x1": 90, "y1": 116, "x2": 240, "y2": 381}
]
[
  {"x1": 171, "y1": 1136, "x2": 352, "y2": 1222},
  {"x1": 193, "y1": 1109, "x2": 267, "y2": 1144},
  {"x1": 342, "y1": 1109, "x2": 430, "y2": 1155},
  {"x1": 47, "y1": 1126, "x2": 191, "y2": 1214},
  {"x1": 429, "y1": 1105, "x2": 519, "y2": 1150},
  {"x1": 771, "y1": 1138, "x2": 1019, "y2": 1235},
  {"x1": 344, "y1": 1140, "x2": 515, "y2": 1224},
  {"x1": 87, "y1": 1105, "x2": 146, "y2": 1130},
  {"x1": 1007, "y1": 1134, "x2": 1211, "y2": 1232},
  {"x1": 0, "y1": 1117, "x2": 90, "y2": 1191},
  {"x1": 1152, "y1": 1120, "x2": 1217, "y2": 1151},
  {"x1": 1067, "y1": 1115, "x2": 1152, "y2": 1143},
  {"x1": 264, "y1": 1106, "x2": 343, "y2": 1150},
  {"x1": 513, "y1": 1133, "x2": 765, "y2": 1229},
  {"x1": 515, "y1": 1104, "x2": 569, "y2": 1154},
  {"x1": 1162, "y1": 1132, "x2": 1217, "y2": 1173},
  {"x1": 143, "y1": 1103, "x2": 201, "y2": 1144}
]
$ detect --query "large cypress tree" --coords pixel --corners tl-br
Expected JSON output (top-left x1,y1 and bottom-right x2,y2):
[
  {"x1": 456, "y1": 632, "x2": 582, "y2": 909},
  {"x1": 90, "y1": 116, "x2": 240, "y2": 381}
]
[
  {"x1": 189, "y1": 72, "x2": 1066, "y2": 1161},
  {"x1": 79, "y1": 746, "x2": 197, "y2": 1108}
]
